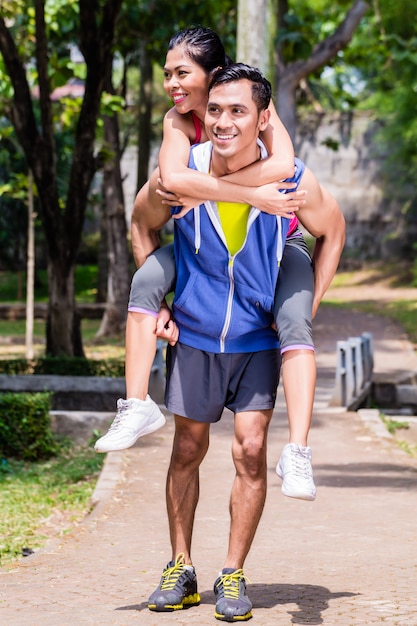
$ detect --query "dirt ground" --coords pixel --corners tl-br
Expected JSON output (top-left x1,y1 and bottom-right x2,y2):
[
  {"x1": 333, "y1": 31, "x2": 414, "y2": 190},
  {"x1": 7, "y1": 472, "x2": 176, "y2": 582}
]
[{"x1": 325, "y1": 263, "x2": 417, "y2": 306}]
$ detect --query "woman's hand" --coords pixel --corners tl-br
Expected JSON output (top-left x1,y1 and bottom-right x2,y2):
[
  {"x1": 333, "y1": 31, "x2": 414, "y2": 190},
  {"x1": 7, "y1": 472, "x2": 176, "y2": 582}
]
[
  {"x1": 248, "y1": 182, "x2": 307, "y2": 217},
  {"x1": 156, "y1": 178, "x2": 200, "y2": 219}
]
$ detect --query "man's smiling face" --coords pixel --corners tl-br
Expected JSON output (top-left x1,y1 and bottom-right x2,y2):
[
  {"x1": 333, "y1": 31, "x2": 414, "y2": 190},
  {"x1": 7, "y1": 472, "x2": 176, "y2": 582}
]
[{"x1": 205, "y1": 79, "x2": 269, "y2": 172}]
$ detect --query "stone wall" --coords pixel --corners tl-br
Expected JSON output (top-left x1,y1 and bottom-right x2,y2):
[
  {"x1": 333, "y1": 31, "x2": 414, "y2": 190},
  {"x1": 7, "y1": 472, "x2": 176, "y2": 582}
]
[{"x1": 296, "y1": 111, "x2": 405, "y2": 260}]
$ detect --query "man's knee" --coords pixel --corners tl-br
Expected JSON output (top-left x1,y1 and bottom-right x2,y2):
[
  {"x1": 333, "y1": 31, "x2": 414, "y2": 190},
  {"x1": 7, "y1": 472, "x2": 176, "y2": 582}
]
[
  {"x1": 171, "y1": 421, "x2": 209, "y2": 469},
  {"x1": 233, "y1": 434, "x2": 267, "y2": 479}
]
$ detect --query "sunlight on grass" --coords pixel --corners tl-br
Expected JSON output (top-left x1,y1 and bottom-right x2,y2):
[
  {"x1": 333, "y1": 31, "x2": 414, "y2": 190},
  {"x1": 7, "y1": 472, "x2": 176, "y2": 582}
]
[
  {"x1": 0, "y1": 445, "x2": 105, "y2": 567},
  {"x1": 0, "y1": 318, "x2": 125, "y2": 361}
]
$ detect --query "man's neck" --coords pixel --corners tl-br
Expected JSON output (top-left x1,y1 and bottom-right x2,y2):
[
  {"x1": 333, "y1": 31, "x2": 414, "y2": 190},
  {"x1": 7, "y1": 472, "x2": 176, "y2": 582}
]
[{"x1": 210, "y1": 144, "x2": 261, "y2": 178}]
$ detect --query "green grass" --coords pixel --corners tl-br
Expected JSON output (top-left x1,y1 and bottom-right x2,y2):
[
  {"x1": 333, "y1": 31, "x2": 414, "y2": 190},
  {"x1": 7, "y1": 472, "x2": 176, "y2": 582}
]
[
  {"x1": 0, "y1": 318, "x2": 125, "y2": 361},
  {"x1": 0, "y1": 265, "x2": 99, "y2": 303},
  {"x1": 381, "y1": 416, "x2": 409, "y2": 435},
  {"x1": 397, "y1": 440, "x2": 417, "y2": 457},
  {"x1": 0, "y1": 267, "x2": 120, "y2": 568},
  {"x1": 0, "y1": 440, "x2": 105, "y2": 567},
  {"x1": 0, "y1": 319, "x2": 113, "y2": 341},
  {"x1": 0, "y1": 318, "x2": 45, "y2": 338}
]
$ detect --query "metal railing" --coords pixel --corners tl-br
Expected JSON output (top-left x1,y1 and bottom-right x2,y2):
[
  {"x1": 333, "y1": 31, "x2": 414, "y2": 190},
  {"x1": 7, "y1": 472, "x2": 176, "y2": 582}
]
[{"x1": 331, "y1": 332, "x2": 374, "y2": 410}]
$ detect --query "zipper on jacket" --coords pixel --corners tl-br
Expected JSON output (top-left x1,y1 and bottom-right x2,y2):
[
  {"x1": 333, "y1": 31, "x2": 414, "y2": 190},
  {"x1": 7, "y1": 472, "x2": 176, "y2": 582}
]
[{"x1": 219, "y1": 256, "x2": 235, "y2": 352}]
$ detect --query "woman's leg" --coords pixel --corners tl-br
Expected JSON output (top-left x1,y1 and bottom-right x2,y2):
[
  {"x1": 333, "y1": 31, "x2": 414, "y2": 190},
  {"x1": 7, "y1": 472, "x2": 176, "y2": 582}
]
[
  {"x1": 274, "y1": 236, "x2": 316, "y2": 500},
  {"x1": 94, "y1": 165, "x2": 175, "y2": 452},
  {"x1": 94, "y1": 244, "x2": 176, "y2": 453},
  {"x1": 125, "y1": 313, "x2": 159, "y2": 400},
  {"x1": 126, "y1": 243, "x2": 177, "y2": 398}
]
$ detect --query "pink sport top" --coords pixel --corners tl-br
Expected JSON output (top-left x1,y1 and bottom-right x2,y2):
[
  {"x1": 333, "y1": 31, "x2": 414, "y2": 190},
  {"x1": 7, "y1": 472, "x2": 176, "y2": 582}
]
[
  {"x1": 288, "y1": 214, "x2": 299, "y2": 236},
  {"x1": 191, "y1": 112, "x2": 203, "y2": 145}
]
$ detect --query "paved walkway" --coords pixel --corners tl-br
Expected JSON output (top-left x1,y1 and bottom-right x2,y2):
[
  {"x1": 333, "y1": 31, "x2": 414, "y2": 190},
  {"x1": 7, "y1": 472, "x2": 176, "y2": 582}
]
[{"x1": 2, "y1": 307, "x2": 417, "y2": 625}]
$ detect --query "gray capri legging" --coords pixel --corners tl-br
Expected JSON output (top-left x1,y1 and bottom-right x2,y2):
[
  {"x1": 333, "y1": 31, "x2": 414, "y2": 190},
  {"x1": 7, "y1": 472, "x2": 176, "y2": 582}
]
[
  {"x1": 128, "y1": 243, "x2": 176, "y2": 315},
  {"x1": 128, "y1": 232, "x2": 314, "y2": 352},
  {"x1": 274, "y1": 232, "x2": 314, "y2": 352}
]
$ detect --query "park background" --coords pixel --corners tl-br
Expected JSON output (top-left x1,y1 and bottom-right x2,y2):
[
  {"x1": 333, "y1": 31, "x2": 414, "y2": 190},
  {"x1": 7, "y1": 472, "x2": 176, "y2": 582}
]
[
  {"x1": 1, "y1": 0, "x2": 416, "y2": 359},
  {"x1": 1, "y1": 0, "x2": 417, "y2": 567}
]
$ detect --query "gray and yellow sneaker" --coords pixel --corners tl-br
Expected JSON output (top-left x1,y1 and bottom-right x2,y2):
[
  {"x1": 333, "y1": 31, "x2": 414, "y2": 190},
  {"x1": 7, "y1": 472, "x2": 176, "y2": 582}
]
[
  {"x1": 214, "y1": 568, "x2": 252, "y2": 622},
  {"x1": 148, "y1": 553, "x2": 200, "y2": 612}
]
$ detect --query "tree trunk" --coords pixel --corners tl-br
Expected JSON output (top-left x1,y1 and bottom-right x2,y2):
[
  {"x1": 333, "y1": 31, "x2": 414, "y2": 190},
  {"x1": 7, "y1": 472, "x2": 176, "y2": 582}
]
[
  {"x1": 96, "y1": 111, "x2": 130, "y2": 339},
  {"x1": 0, "y1": 1, "x2": 123, "y2": 356},
  {"x1": 237, "y1": 0, "x2": 269, "y2": 72},
  {"x1": 25, "y1": 170, "x2": 35, "y2": 360},
  {"x1": 96, "y1": 200, "x2": 108, "y2": 303},
  {"x1": 137, "y1": 41, "x2": 154, "y2": 191},
  {"x1": 46, "y1": 259, "x2": 84, "y2": 356},
  {"x1": 275, "y1": 0, "x2": 369, "y2": 143}
]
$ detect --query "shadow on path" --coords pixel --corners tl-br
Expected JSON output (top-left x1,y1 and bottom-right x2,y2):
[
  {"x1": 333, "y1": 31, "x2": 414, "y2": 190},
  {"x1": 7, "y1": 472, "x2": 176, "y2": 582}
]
[
  {"x1": 314, "y1": 461, "x2": 417, "y2": 490},
  {"x1": 116, "y1": 584, "x2": 358, "y2": 624}
]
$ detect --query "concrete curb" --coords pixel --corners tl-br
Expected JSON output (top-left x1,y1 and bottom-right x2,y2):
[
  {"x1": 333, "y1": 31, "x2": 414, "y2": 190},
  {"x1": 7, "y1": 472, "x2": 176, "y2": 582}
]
[
  {"x1": 358, "y1": 408, "x2": 393, "y2": 440},
  {"x1": 89, "y1": 450, "x2": 126, "y2": 517}
]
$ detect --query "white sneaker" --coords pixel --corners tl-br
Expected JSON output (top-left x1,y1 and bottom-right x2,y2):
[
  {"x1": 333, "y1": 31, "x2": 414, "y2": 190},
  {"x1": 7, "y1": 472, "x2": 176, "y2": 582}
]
[
  {"x1": 94, "y1": 396, "x2": 166, "y2": 453},
  {"x1": 276, "y1": 443, "x2": 316, "y2": 501}
]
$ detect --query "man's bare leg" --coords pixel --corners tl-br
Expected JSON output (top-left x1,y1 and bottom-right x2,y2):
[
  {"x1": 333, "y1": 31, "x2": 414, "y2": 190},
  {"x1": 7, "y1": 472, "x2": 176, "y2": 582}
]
[
  {"x1": 148, "y1": 414, "x2": 208, "y2": 613},
  {"x1": 223, "y1": 409, "x2": 272, "y2": 570},
  {"x1": 213, "y1": 409, "x2": 271, "y2": 622},
  {"x1": 166, "y1": 415, "x2": 210, "y2": 564}
]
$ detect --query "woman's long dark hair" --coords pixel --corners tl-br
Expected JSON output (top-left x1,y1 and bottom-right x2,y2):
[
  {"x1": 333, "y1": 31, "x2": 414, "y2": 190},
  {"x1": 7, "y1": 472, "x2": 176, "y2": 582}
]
[{"x1": 168, "y1": 27, "x2": 233, "y2": 74}]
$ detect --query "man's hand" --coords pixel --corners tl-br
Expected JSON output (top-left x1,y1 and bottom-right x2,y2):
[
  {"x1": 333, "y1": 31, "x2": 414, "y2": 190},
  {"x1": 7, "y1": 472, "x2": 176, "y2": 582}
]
[{"x1": 156, "y1": 304, "x2": 179, "y2": 346}]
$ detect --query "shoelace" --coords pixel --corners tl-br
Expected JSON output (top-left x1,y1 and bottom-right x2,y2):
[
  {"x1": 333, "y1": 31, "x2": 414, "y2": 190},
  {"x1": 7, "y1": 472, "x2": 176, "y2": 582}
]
[
  {"x1": 290, "y1": 449, "x2": 312, "y2": 477},
  {"x1": 107, "y1": 401, "x2": 129, "y2": 433},
  {"x1": 160, "y1": 553, "x2": 187, "y2": 590},
  {"x1": 216, "y1": 570, "x2": 250, "y2": 599}
]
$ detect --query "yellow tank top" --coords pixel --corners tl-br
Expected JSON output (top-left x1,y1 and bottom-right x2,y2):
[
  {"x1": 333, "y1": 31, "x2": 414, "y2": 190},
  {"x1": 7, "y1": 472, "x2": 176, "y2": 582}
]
[{"x1": 217, "y1": 201, "x2": 251, "y2": 256}]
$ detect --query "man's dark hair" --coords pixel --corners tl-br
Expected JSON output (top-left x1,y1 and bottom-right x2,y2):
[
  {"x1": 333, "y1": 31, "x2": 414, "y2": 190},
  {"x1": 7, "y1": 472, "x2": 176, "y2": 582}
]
[{"x1": 208, "y1": 63, "x2": 272, "y2": 113}]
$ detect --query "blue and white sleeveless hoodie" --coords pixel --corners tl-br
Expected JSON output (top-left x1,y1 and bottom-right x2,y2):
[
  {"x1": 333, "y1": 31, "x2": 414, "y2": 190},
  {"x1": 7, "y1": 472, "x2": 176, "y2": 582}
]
[{"x1": 171, "y1": 139, "x2": 305, "y2": 354}]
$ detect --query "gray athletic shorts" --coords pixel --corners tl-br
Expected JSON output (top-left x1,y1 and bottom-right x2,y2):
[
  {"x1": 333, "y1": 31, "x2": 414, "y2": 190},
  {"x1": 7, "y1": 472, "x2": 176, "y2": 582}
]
[{"x1": 165, "y1": 343, "x2": 281, "y2": 423}]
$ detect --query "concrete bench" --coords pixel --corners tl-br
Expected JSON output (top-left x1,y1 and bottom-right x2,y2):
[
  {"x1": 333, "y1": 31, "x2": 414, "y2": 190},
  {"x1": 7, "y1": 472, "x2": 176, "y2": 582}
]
[{"x1": 0, "y1": 341, "x2": 166, "y2": 410}]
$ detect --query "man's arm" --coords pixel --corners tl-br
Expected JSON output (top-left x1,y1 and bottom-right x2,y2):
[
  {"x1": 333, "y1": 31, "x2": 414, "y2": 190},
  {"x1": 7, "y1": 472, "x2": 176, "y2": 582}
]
[{"x1": 295, "y1": 167, "x2": 346, "y2": 318}]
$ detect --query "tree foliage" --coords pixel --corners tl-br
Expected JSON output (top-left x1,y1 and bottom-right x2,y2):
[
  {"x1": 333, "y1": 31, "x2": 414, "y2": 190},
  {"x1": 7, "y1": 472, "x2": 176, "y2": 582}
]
[
  {"x1": 274, "y1": 0, "x2": 370, "y2": 140},
  {"x1": 0, "y1": 0, "x2": 123, "y2": 356},
  {"x1": 272, "y1": 0, "x2": 416, "y2": 254},
  {"x1": 354, "y1": 0, "x2": 417, "y2": 236}
]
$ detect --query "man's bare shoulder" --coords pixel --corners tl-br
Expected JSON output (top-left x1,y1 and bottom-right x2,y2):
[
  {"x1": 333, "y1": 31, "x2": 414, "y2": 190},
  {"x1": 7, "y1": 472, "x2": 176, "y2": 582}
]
[{"x1": 296, "y1": 166, "x2": 344, "y2": 238}]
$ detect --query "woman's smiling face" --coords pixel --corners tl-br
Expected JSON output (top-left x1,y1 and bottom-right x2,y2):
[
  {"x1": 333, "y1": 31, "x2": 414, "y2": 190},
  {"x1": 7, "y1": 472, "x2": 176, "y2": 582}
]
[{"x1": 163, "y1": 45, "x2": 210, "y2": 115}]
